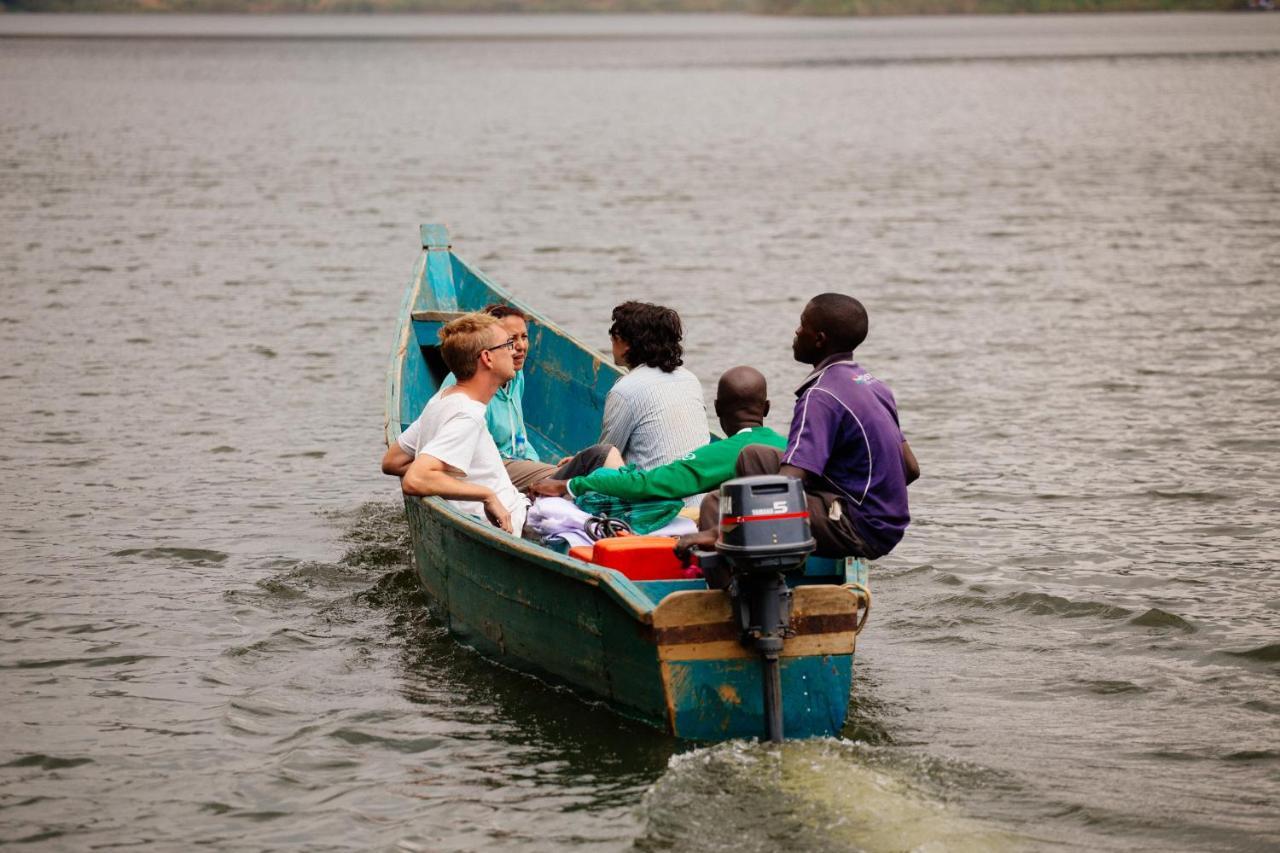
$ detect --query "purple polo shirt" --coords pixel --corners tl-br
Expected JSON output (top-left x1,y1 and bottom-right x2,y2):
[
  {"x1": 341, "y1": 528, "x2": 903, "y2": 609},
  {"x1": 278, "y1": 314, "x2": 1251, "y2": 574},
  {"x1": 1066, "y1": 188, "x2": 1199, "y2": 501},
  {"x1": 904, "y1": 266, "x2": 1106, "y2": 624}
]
[{"x1": 784, "y1": 353, "x2": 910, "y2": 558}]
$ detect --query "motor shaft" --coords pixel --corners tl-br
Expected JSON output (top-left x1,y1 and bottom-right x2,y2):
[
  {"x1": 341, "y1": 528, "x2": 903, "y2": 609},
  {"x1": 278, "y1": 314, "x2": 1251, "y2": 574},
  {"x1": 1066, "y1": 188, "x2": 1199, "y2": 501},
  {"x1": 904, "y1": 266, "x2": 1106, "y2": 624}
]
[
  {"x1": 759, "y1": 639, "x2": 785, "y2": 743},
  {"x1": 745, "y1": 576, "x2": 791, "y2": 743}
]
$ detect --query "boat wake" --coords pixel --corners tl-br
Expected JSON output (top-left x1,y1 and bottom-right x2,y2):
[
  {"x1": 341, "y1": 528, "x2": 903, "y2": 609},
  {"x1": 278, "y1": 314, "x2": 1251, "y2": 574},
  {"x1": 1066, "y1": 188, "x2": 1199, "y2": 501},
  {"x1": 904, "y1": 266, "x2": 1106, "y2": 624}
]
[{"x1": 636, "y1": 739, "x2": 1027, "y2": 853}]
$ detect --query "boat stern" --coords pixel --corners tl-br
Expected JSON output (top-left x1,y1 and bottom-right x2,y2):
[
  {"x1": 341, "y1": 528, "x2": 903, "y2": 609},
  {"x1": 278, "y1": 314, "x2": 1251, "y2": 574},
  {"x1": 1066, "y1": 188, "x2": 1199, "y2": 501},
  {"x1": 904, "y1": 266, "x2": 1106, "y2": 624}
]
[{"x1": 652, "y1": 585, "x2": 866, "y2": 741}]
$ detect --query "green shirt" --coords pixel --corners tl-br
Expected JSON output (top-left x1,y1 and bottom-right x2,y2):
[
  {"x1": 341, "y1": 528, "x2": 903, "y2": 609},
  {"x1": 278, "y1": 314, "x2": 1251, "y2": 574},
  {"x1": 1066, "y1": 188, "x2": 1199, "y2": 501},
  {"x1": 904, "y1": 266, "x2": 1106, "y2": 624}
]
[{"x1": 568, "y1": 426, "x2": 786, "y2": 501}]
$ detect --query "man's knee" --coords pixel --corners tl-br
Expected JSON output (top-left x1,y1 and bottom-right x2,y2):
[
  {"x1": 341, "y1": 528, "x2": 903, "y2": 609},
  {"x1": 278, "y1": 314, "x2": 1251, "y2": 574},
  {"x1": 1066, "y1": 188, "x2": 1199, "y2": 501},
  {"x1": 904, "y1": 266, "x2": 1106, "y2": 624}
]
[
  {"x1": 735, "y1": 444, "x2": 783, "y2": 477},
  {"x1": 556, "y1": 444, "x2": 614, "y2": 479}
]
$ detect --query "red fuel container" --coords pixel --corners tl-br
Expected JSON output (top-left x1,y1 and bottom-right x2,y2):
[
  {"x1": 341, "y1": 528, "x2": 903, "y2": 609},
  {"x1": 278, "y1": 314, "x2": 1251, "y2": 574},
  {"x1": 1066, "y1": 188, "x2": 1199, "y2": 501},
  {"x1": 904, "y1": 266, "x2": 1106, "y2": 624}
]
[{"x1": 570, "y1": 536, "x2": 686, "y2": 580}]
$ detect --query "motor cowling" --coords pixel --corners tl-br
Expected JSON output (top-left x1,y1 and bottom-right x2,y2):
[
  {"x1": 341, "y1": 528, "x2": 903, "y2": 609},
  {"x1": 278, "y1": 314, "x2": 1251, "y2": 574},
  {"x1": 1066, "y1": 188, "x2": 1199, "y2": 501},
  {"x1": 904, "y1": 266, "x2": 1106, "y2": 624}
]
[
  {"x1": 692, "y1": 475, "x2": 817, "y2": 743},
  {"x1": 716, "y1": 475, "x2": 816, "y2": 575}
]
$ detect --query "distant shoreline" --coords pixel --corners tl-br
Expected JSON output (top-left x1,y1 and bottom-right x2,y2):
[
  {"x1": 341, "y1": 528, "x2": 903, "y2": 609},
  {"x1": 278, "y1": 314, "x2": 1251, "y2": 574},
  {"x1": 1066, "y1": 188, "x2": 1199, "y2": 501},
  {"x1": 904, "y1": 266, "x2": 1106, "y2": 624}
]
[{"x1": 0, "y1": 1, "x2": 1256, "y2": 15}]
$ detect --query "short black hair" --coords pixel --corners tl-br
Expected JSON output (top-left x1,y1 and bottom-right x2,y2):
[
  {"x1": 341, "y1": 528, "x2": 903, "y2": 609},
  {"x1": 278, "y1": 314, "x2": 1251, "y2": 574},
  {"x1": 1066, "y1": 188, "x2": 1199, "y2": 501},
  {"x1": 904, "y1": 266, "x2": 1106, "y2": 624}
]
[
  {"x1": 807, "y1": 293, "x2": 868, "y2": 352},
  {"x1": 609, "y1": 301, "x2": 684, "y2": 373}
]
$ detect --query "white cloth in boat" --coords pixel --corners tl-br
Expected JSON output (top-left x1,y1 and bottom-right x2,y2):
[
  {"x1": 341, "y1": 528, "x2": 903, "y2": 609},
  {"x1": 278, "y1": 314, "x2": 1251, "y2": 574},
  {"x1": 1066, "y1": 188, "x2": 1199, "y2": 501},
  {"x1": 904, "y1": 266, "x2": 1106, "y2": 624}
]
[
  {"x1": 409, "y1": 390, "x2": 529, "y2": 535},
  {"x1": 526, "y1": 497, "x2": 696, "y2": 549}
]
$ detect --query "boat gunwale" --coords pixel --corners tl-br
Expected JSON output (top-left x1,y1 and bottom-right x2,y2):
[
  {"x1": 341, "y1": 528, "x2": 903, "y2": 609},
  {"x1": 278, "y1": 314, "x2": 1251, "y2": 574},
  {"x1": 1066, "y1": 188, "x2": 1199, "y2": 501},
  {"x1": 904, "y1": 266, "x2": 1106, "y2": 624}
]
[
  {"x1": 384, "y1": 249, "x2": 427, "y2": 449},
  {"x1": 448, "y1": 246, "x2": 621, "y2": 396},
  {"x1": 405, "y1": 493, "x2": 657, "y2": 621}
]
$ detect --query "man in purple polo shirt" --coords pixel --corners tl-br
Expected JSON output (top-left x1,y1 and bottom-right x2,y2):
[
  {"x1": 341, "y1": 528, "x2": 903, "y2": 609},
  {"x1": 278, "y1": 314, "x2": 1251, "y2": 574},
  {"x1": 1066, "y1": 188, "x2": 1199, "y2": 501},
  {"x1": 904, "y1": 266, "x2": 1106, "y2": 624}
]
[{"x1": 679, "y1": 293, "x2": 919, "y2": 560}]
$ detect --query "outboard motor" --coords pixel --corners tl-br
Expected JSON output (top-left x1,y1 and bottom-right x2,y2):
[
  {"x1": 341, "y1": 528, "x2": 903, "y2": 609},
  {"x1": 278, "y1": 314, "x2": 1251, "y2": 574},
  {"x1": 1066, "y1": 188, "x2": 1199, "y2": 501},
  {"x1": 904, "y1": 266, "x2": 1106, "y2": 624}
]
[{"x1": 695, "y1": 475, "x2": 815, "y2": 742}]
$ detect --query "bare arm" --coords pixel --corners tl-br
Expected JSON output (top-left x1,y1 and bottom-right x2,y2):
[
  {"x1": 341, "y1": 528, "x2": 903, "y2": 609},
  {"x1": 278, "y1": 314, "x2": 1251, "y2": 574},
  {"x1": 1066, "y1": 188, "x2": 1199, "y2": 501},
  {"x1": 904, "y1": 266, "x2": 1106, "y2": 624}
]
[
  {"x1": 381, "y1": 443, "x2": 414, "y2": 478},
  {"x1": 901, "y1": 440, "x2": 920, "y2": 485},
  {"x1": 402, "y1": 453, "x2": 512, "y2": 533}
]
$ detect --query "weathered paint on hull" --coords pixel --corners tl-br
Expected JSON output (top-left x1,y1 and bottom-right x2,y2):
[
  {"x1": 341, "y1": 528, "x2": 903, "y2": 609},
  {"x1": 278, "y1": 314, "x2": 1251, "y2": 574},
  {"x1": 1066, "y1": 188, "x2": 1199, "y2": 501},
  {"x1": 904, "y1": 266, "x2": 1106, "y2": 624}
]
[
  {"x1": 389, "y1": 224, "x2": 870, "y2": 741},
  {"x1": 651, "y1": 584, "x2": 862, "y2": 739},
  {"x1": 664, "y1": 655, "x2": 853, "y2": 741},
  {"x1": 405, "y1": 496, "x2": 670, "y2": 729}
]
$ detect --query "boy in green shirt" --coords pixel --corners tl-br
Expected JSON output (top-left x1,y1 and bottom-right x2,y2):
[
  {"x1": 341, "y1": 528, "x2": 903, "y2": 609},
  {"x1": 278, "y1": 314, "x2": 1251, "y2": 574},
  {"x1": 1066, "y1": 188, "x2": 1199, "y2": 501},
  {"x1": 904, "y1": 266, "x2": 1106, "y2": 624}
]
[{"x1": 530, "y1": 366, "x2": 784, "y2": 506}]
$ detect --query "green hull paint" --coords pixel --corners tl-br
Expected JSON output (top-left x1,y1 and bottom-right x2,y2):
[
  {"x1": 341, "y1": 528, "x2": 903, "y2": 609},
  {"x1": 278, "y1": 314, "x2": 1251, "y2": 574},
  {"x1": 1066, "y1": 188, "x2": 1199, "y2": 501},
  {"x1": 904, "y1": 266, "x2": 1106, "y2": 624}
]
[{"x1": 387, "y1": 225, "x2": 868, "y2": 740}]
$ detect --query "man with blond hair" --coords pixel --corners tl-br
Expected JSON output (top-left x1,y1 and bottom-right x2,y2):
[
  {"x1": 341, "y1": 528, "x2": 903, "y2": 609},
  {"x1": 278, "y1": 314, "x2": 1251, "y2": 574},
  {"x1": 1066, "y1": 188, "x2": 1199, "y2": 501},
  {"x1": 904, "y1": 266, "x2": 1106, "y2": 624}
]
[
  {"x1": 396, "y1": 312, "x2": 529, "y2": 534},
  {"x1": 383, "y1": 306, "x2": 625, "y2": 513}
]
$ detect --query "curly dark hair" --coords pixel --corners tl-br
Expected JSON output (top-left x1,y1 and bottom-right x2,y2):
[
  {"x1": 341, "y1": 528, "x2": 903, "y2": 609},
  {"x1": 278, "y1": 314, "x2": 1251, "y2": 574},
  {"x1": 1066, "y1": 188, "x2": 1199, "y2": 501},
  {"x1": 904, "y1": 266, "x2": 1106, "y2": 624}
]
[{"x1": 609, "y1": 301, "x2": 684, "y2": 373}]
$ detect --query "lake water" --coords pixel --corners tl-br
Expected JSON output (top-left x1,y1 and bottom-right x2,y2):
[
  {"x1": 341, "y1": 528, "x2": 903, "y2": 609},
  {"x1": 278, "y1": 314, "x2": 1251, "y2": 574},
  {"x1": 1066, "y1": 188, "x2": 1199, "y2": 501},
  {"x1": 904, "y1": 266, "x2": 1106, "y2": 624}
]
[{"x1": 2, "y1": 11, "x2": 1278, "y2": 851}]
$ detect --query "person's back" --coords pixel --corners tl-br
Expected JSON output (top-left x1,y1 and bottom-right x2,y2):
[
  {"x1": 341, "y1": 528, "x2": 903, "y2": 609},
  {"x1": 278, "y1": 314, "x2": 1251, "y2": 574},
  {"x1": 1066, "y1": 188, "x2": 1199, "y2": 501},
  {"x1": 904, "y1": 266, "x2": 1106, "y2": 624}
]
[
  {"x1": 600, "y1": 301, "x2": 709, "y2": 470},
  {"x1": 787, "y1": 358, "x2": 909, "y2": 558},
  {"x1": 536, "y1": 366, "x2": 782, "y2": 505},
  {"x1": 676, "y1": 294, "x2": 919, "y2": 562},
  {"x1": 603, "y1": 364, "x2": 709, "y2": 470}
]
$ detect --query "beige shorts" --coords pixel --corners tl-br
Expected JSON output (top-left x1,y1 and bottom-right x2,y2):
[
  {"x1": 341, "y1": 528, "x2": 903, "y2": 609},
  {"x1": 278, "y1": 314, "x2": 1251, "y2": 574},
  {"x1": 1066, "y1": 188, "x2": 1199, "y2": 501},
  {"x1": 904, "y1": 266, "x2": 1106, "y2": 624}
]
[{"x1": 503, "y1": 459, "x2": 558, "y2": 490}]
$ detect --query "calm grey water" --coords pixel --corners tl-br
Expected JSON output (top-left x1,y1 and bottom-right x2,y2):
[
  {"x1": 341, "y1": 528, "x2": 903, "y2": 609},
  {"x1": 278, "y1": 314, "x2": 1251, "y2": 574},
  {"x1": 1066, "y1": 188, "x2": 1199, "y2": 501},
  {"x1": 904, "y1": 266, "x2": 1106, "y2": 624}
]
[{"x1": 2, "y1": 12, "x2": 1279, "y2": 851}]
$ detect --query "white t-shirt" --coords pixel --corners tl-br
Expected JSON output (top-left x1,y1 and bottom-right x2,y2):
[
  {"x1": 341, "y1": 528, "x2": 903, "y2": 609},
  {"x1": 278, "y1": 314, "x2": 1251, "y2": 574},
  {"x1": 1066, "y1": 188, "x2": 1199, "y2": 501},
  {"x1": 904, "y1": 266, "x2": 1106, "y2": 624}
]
[{"x1": 403, "y1": 390, "x2": 529, "y2": 535}]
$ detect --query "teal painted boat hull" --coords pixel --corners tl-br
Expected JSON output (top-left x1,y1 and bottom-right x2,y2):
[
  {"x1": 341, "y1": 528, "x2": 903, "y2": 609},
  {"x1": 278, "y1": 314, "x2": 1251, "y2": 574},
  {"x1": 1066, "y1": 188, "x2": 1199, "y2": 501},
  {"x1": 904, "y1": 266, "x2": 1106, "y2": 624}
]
[{"x1": 386, "y1": 224, "x2": 870, "y2": 740}]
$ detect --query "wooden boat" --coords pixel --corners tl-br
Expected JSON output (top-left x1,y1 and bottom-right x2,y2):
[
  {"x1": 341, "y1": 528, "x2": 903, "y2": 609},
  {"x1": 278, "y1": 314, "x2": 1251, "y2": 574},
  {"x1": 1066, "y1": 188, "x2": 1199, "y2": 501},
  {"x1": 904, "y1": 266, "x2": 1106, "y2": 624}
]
[{"x1": 385, "y1": 224, "x2": 871, "y2": 740}]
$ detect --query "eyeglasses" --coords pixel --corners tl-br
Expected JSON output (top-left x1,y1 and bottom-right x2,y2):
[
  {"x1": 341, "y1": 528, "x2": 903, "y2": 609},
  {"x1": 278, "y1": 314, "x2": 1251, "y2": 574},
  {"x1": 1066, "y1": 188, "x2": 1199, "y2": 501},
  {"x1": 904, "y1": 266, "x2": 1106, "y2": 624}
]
[{"x1": 484, "y1": 337, "x2": 517, "y2": 353}]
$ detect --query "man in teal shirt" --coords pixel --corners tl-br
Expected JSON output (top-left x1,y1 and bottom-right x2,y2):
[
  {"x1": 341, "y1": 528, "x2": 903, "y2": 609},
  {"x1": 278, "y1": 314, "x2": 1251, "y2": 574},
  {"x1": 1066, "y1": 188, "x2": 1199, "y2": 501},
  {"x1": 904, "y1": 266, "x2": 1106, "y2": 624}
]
[
  {"x1": 386, "y1": 306, "x2": 539, "y2": 473},
  {"x1": 531, "y1": 366, "x2": 784, "y2": 514}
]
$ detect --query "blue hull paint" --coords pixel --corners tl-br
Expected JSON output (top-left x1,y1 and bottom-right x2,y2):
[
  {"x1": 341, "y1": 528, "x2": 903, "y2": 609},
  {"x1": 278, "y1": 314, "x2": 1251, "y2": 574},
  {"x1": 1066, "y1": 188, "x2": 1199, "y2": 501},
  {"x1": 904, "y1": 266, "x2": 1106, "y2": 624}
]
[{"x1": 667, "y1": 655, "x2": 854, "y2": 742}]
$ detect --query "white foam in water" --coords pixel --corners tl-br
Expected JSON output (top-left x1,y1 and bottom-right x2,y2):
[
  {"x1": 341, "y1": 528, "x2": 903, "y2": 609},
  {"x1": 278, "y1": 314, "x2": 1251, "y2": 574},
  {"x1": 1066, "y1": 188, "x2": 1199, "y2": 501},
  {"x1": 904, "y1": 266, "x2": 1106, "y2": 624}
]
[
  {"x1": 778, "y1": 740, "x2": 1022, "y2": 853},
  {"x1": 641, "y1": 739, "x2": 1023, "y2": 852}
]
